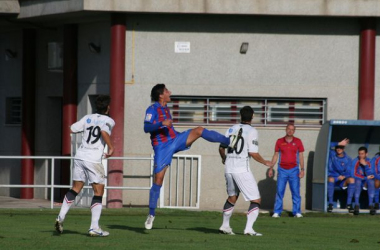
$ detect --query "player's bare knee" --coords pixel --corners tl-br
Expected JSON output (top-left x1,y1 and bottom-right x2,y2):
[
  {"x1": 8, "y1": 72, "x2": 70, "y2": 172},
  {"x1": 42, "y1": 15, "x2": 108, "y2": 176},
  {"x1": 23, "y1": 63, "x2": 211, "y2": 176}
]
[
  {"x1": 227, "y1": 196, "x2": 238, "y2": 204},
  {"x1": 194, "y1": 127, "x2": 204, "y2": 136}
]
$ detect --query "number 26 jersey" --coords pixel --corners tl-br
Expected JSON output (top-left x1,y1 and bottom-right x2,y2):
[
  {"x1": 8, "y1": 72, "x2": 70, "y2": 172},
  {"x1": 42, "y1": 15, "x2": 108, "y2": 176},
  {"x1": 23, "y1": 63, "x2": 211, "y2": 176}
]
[
  {"x1": 224, "y1": 124, "x2": 259, "y2": 173},
  {"x1": 71, "y1": 113, "x2": 115, "y2": 163}
]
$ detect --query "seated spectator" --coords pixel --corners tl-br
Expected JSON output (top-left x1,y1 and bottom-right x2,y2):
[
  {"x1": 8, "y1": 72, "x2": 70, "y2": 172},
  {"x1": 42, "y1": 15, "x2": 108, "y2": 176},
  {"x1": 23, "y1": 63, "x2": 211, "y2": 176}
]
[
  {"x1": 351, "y1": 146, "x2": 375, "y2": 215},
  {"x1": 327, "y1": 138, "x2": 354, "y2": 212},
  {"x1": 370, "y1": 151, "x2": 380, "y2": 211}
]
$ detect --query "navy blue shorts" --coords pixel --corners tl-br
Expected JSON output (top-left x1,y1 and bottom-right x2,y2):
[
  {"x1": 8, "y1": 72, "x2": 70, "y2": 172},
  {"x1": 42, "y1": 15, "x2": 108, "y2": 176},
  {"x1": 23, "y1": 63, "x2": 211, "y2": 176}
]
[
  {"x1": 335, "y1": 180, "x2": 345, "y2": 189},
  {"x1": 153, "y1": 129, "x2": 191, "y2": 173}
]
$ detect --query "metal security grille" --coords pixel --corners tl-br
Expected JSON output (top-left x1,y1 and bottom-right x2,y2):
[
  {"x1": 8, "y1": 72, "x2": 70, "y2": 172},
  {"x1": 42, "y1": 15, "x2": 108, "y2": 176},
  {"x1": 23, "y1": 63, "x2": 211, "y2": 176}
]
[
  {"x1": 5, "y1": 97, "x2": 22, "y2": 124},
  {"x1": 168, "y1": 97, "x2": 326, "y2": 127}
]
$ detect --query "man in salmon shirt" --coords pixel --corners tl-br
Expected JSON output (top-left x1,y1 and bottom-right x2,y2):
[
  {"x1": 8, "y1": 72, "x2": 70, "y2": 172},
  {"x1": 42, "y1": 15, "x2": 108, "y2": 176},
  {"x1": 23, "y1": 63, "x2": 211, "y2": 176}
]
[{"x1": 269, "y1": 124, "x2": 305, "y2": 218}]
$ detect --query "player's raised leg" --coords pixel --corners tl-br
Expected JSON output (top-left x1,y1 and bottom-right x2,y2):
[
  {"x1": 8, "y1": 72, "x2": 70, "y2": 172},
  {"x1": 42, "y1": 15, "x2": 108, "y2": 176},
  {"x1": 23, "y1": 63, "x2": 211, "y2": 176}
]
[
  {"x1": 186, "y1": 127, "x2": 240, "y2": 148},
  {"x1": 55, "y1": 181, "x2": 83, "y2": 233}
]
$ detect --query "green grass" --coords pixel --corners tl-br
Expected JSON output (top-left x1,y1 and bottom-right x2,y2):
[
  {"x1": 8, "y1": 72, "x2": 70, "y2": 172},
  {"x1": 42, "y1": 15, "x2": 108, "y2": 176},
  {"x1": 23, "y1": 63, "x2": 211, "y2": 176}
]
[{"x1": 0, "y1": 208, "x2": 379, "y2": 250}]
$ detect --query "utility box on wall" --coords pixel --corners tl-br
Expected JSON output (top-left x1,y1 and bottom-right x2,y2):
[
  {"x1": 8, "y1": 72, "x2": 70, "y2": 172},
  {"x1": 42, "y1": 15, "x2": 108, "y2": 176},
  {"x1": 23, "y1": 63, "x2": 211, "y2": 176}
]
[{"x1": 312, "y1": 120, "x2": 380, "y2": 212}]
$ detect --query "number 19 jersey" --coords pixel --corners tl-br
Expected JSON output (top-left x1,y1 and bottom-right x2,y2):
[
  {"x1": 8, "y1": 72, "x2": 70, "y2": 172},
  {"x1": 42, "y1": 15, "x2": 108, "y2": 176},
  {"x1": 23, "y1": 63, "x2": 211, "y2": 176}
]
[
  {"x1": 224, "y1": 124, "x2": 259, "y2": 173},
  {"x1": 71, "y1": 113, "x2": 115, "y2": 163}
]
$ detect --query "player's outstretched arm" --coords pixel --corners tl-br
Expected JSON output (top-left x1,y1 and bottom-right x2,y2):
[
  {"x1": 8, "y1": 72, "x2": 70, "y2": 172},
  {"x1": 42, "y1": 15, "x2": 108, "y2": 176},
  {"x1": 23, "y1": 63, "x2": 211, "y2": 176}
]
[
  {"x1": 219, "y1": 145, "x2": 227, "y2": 164},
  {"x1": 101, "y1": 130, "x2": 114, "y2": 158},
  {"x1": 249, "y1": 152, "x2": 271, "y2": 166}
]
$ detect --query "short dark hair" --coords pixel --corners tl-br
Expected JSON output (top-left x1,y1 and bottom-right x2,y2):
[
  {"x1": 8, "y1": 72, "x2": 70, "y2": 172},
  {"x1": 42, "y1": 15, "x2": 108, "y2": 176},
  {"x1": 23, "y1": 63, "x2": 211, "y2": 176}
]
[
  {"x1": 286, "y1": 123, "x2": 295, "y2": 129},
  {"x1": 240, "y1": 106, "x2": 254, "y2": 122},
  {"x1": 358, "y1": 146, "x2": 368, "y2": 153},
  {"x1": 151, "y1": 83, "x2": 166, "y2": 102},
  {"x1": 96, "y1": 95, "x2": 111, "y2": 114}
]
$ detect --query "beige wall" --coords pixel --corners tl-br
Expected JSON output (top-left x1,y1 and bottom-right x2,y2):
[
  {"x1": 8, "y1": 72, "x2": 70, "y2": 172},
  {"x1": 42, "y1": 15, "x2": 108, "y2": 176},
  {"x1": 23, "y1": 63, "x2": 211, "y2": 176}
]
[
  {"x1": 18, "y1": 0, "x2": 380, "y2": 18},
  {"x1": 120, "y1": 14, "x2": 368, "y2": 211}
]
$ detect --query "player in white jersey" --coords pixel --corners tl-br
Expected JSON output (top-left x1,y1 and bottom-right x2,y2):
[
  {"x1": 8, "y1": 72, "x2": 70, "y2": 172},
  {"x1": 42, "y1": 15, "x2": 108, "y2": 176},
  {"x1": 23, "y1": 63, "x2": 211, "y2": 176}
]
[
  {"x1": 218, "y1": 106, "x2": 273, "y2": 236},
  {"x1": 55, "y1": 95, "x2": 115, "y2": 237}
]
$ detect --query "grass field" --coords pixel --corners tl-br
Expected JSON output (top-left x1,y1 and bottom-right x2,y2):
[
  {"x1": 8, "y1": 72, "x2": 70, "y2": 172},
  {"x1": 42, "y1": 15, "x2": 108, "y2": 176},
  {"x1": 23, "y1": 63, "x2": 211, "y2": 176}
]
[{"x1": 1, "y1": 208, "x2": 379, "y2": 250}]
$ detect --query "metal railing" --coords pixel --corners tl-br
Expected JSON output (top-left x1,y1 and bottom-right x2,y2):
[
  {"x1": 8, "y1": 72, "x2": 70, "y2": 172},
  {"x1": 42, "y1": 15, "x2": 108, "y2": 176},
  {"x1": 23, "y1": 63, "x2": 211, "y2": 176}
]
[{"x1": 0, "y1": 154, "x2": 201, "y2": 209}]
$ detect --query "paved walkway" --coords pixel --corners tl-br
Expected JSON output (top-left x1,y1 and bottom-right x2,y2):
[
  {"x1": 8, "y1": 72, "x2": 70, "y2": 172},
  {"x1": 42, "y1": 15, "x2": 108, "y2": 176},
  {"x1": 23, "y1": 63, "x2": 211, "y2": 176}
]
[{"x1": 0, "y1": 196, "x2": 55, "y2": 209}]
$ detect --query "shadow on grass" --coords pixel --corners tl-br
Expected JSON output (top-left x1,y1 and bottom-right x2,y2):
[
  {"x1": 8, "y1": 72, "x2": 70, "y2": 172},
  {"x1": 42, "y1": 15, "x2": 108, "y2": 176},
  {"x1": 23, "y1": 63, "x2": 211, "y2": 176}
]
[
  {"x1": 186, "y1": 227, "x2": 219, "y2": 234},
  {"x1": 108, "y1": 224, "x2": 150, "y2": 234},
  {"x1": 48, "y1": 230, "x2": 87, "y2": 237}
]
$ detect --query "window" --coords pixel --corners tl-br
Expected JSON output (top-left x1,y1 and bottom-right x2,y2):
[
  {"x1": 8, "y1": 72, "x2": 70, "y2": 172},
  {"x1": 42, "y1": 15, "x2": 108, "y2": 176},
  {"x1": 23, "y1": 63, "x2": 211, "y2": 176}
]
[
  {"x1": 6, "y1": 97, "x2": 22, "y2": 125},
  {"x1": 168, "y1": 97, "x2": 326, "y2": 127}
]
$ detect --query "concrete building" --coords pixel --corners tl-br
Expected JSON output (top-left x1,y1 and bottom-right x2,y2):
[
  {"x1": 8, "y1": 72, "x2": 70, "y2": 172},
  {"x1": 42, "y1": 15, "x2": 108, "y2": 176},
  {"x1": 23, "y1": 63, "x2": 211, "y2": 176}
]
[{"x1": 0, "y1": 0, "x2": 379, "y2": 211}]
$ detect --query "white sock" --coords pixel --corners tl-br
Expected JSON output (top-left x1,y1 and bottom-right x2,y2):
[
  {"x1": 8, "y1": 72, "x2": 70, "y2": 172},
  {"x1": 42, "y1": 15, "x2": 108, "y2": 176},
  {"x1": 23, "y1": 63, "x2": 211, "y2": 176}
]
[
  {"x1": 245, "y1": 203, "x2": 259, "y2": 232},
  {"x1": 90, "y1": 199, "x2": 103, "y2": 229},
  {"x1": 221, "y1": 200, "x2": 235, "y2": 228},
  {"x1": 58, "y1": 192, "x2": 77, "y2": 222}
]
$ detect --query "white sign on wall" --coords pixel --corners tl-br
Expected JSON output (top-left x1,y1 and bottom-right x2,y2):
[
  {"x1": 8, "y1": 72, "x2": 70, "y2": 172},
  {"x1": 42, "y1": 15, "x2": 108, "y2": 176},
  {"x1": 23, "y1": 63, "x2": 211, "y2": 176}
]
[{"x1": 175, "y1": 41, "x2": 190, "y2": 53}]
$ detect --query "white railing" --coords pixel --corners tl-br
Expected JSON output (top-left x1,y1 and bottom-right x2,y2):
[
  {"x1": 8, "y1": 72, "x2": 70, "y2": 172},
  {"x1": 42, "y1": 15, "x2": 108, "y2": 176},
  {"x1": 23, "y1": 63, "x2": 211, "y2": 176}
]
[
  {"x1": 0, "y1": 154, "x2": 201, "y2": 209},
  {"x1": 160, "y1": 154, "x2": 202, "y2": 209}
]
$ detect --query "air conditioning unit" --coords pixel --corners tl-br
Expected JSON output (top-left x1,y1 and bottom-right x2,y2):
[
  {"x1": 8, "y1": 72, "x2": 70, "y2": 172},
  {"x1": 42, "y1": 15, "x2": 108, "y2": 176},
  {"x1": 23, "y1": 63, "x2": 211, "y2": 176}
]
[{"x1": 48, "y1": 42, "x2": 63, "y2": 71}]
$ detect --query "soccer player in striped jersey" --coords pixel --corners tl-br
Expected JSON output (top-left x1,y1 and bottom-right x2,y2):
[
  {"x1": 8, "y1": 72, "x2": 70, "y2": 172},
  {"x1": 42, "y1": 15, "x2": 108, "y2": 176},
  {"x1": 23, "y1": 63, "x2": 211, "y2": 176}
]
[
  {"x1": 144, "y1": 84, "x2": 238, "y2": 230},
  {"x1": 218, "y1": 106, "x2": 272, "y2": 236},
  {"x1": 55, "y1": 95, "x2": 115, "y2": 236}
]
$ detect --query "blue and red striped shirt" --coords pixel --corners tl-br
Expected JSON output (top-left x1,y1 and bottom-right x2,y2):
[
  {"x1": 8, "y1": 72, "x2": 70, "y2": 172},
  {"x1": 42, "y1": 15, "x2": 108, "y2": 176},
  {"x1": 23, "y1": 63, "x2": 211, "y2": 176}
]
[
  {"x1": 144, "y1": 102, "x2": 177, "y2": 147},
  {"x1": 352, "y1": 157, "x2": 372, "y2": 180}
]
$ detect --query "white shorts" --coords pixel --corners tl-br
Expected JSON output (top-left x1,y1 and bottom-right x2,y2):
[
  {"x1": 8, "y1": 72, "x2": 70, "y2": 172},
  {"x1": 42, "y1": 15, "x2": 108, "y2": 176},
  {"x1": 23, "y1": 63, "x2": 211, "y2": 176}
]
[
  {"x1": 225, "y1": 172, "x2": 260, "y2": 201},
  {"x1": 73, "y1": 159, "x2": 106, "y2": 185}
]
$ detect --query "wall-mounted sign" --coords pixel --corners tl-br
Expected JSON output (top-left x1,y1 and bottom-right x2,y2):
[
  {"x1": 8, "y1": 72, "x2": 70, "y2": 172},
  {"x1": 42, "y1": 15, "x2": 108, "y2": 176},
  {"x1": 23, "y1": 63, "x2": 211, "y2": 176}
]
[{"x1": 175, "y1": 41, "x2": 190, "y2": 53}]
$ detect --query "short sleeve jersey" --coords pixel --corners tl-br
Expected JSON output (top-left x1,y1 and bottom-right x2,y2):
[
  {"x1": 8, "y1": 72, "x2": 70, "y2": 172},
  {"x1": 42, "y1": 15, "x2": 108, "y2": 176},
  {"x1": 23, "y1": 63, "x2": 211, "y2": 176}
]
[
  {"x1": 71, "y1": 113, "x2": 115, "y2": 163},
  {"x1": 275, "y1": 137, "x2": 304, "y2": 169},
  {"x1": 144, "y1": 102, "x2": 178, "y2": 147},
  {"x1": 224, "y1": 124, "x2": 259, "y2": 173}
]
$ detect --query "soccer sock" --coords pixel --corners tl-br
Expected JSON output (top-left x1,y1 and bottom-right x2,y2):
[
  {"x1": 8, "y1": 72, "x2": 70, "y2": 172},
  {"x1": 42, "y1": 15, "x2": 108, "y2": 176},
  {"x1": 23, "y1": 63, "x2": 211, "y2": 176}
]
[
  {"x1": 347, "y1": 183, "x2": 355, "y2": 205},
  {"x1": 375, "y1": 188, "x2": 380, "y2": 204},
  {"x1": 327, "y1": 182, "x2": 334, "y2": 204},
  {"x1": 201, "y1": 129, "x2": 229, "y2": 146},
  {"x1": 149, "y1": 183, "x2": 162, "y2": 216},
  {"x1": 367, "y1": 179, "x2": 375, "y2": 206},
  {"x1": 90, "y1": 196, "x2": 103, "y2": 229},
  {"x1": 354, "y1": 180, "x2": 362, "y2": 205},
  {"x1": 58, "y1": 189, "x2": 78, "y2": 222},
  {"x1": 245, "y1": 202, "x2": 260, "y2": 233},
  {"x1": 221, "y1": 200, "x2": 235, "y2": 228}
]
